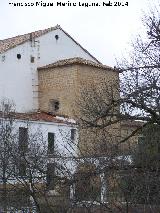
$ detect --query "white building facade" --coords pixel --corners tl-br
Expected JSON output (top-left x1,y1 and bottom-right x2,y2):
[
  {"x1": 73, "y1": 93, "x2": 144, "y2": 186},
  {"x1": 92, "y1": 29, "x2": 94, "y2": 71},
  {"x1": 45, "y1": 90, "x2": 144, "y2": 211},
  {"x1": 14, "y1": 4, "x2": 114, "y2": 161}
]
[
  {"x1": 0, "y1": 111, "x2": 77, "y2": 184},
  {"x1": 0, "y1": 26, "x2": 109, "y2": 206},
  {"x1": 0, "y1": 25, "x2": 100, "y2": 112}
]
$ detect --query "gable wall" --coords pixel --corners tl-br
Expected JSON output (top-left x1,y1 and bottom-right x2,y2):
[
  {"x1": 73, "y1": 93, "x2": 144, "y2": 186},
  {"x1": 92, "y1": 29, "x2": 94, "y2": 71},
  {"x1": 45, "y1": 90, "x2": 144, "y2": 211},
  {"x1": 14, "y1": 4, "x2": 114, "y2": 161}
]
[
  {"x1": 0, "y1": 28, "x2": 98, "y2": 112},
  {"x1": 36, "y1": 29, "x2": 98, "y2": 67},
  {"x1": 0, "y1": 43, "x2": 35, "y2": 112}
]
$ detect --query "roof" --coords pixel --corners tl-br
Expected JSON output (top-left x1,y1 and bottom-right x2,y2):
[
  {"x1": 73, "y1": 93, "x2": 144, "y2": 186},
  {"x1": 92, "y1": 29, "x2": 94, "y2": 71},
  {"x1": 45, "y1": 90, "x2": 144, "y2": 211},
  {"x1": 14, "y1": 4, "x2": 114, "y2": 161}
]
[
  {"x1": 0, "y1": 25, "x2": 100, "y2": 63},
  {"x1": 0, "y1": 111, "x2": 75, "y2": 125},
  {"x1": 38, "y1": 57, "x2": 117, "y2": 72},
  {"x1": 0, "y1": 26, "x2": 58, "y2": 54}
]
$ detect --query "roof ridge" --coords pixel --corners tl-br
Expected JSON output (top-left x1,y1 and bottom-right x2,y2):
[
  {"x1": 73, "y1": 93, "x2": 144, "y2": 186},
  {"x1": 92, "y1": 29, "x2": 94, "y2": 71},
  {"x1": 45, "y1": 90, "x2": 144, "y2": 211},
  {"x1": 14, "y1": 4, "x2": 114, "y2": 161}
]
[
  {"x1": 0, "y1": 25, "x2": 101, "y2": 64},
  {"x1": 0, "y1": 25, "x2": 61, "y2": 54},
  {"x1": 38, "y1": 57, "x2": 116, "y2": 72},
  {"x1": 0, "y1": 25, "x2": 60, "y2": 41}
]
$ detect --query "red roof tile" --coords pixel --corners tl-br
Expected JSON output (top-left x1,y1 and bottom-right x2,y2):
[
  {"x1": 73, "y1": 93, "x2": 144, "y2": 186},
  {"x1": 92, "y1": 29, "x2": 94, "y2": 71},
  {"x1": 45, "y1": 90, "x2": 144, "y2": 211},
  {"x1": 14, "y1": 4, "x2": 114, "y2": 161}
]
[
  {"x1": 0, "y1": 25, "x2": 100, "y2": 64},
  {"x1": 0, "y1": 111, "x2": 75, "y2": 125},
  {"x1": 0, "y1": 26, "x2": 59, "y2": 54}
]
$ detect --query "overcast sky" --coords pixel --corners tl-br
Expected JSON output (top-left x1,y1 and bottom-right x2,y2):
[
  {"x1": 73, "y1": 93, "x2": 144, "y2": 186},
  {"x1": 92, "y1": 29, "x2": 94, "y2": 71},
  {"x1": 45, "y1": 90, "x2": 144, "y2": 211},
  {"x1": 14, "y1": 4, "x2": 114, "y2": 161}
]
[{"x1": 0, "y1": 0, "x2": 158, "y2": 66}]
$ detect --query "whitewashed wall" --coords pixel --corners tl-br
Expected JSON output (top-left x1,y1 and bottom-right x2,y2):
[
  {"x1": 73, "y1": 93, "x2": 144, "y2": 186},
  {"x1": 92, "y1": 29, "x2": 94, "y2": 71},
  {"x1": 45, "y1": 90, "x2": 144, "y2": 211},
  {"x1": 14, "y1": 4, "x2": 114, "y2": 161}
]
[
  {"x1": 0, "y1": 28, "x2": 98, "y2": 112},
  {"x1": 0, "y1": 118, "x2": 77, "y2": 185},
  {"x1": 15, "y1": 119, "x2": 78, "y2": 160}
]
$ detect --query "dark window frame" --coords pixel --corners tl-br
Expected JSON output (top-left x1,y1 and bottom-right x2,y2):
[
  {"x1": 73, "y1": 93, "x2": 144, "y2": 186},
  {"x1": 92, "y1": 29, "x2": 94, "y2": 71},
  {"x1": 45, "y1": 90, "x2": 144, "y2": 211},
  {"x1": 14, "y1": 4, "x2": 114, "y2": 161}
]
[
  {"x1": 49, "y1": 99, "x2": 60, "y2": 113},
  {"x1": 18, "y1": 127, "x2": 28, "y2": 176},
  {"x1": 48, "y1": 132, "x2": 55, "y2": 154},
  {"x1": 71, "y1": 129, "x2": 76, "y2": 142},
  {"x1": 30, "y1": 56, "x2": 35, "y2": 63},
  {"x1": 17, "y1": 54, "x2": 21, "y2": 59}
]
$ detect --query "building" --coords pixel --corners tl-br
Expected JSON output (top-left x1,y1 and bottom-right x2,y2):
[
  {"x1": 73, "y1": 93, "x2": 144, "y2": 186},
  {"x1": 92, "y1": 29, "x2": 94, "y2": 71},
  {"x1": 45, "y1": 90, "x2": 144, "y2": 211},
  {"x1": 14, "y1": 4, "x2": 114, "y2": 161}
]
[
  {"x1": 0, "y1": 25, "x2": 139, "y2": 211},
  {"x1": 0, "y1": 25, "x2": 100, "y2": 113},
  {"x1": 0, "y1": 109, "x2": 79, "y2": 211},
  {"x1": 0, "y1": 24, "x2": 121, "y2": 155}
]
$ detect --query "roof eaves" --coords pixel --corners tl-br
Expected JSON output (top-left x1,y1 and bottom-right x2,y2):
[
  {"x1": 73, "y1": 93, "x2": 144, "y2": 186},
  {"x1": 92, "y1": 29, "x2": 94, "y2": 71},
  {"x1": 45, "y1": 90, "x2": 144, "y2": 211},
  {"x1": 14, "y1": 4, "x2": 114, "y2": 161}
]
[
  {"x1": 37, "y1": 57, "x2": 118, "y2": 73},
  {"x1": 0, "y1": 111, "x2": 75, "y2": 125},
  {"x1": 0, "y1": 25, "x2": 60, "y2": 54}
]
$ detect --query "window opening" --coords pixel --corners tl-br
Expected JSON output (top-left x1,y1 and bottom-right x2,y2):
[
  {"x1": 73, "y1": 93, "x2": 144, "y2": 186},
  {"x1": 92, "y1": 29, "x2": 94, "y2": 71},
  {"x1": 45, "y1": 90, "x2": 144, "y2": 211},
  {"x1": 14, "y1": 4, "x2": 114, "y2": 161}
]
[
  {"x1": 30, "y1": 56, "x2": 35, "y2": 63},
  {"x1": 2, "y1": 55, "x2": 5, "y2": 62},
  {"x1": 71, "y1": 129, "x2": 76, "y2": 142},
  {"x1": 48, "y1": 132, "x2": 55, "y2": 154},
  {"x1": 49, "y1": 100, "x2": 60, "y2": 113},
  {"x1": 18, "y1": 127, "x2": 28, "y2": 176},
  {"x1": 17, "y1": 54, "x2": 21, "y2": 59}
]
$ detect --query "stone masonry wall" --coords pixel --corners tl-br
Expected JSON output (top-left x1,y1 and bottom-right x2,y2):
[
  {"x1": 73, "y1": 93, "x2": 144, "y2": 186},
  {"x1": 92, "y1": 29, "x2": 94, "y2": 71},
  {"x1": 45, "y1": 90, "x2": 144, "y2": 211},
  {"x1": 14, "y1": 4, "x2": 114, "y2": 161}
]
[
  {"x1": 38, "y1": 64, "x2": 119, "y2": 118},
  {"x1": 38, "y1": 64, "x2": 121, "y2": 155},
  {"x1": 38, "y1": 65, "x2": 78, "y2": 117}
]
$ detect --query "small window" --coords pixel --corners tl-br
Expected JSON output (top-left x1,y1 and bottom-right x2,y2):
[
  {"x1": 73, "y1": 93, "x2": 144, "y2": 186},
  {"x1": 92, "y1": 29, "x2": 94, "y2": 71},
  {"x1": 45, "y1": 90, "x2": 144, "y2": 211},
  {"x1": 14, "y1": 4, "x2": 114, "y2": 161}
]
[
  {"x1": 4, "y1": 104, "x2": 9, "y2": 112},
  {"x1": 30, "y1": 56, "x2": 35, "y2": 63},
  {"x1": 55, "y1": 35, "x2": 59, "y2": 40},
  {"x1": 2, "y1": 55, "x2": 5, "y2": 62},
  {"x1": 54, "y1": 101, "x2": 59, "y2": 111},
  {"x1": 48, "y1": 132, "x2": 55, "y2": 154},
  {"x1": 17, "y1": 54, "x2": 21, "y2": 59},
  {"x1": 19, "y1": 127, "x2": 28, "y2": 153},
  {"x1": 49, "y1": 99, "x2": 60, "y2": 113},
  {"x1": 71, "y1": 129, "x2": 76, "y2": 142}
]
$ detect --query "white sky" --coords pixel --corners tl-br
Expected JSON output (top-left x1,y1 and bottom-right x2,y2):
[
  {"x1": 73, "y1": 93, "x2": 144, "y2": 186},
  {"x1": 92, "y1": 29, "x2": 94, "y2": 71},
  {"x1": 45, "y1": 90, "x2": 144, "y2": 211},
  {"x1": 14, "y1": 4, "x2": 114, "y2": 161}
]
[{"x1": 0, "y1": 0, "x2": 157, "y2": 66}]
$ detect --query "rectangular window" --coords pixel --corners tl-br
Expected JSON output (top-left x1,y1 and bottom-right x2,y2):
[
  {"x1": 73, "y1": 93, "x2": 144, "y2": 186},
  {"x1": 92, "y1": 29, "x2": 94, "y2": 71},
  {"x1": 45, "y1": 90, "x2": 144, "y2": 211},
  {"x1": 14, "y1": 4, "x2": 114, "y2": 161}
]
[
  {"x1": 2, "y1": 55, "x2": 5, "y2": 62},
  {"x1": 48, "y1": 132, "x2": 55, "y2": 154},
  {"x1": 49, "y1": 99, "x2": 60, "y2": 113},
  {"x1": 18, "y1": 127, "x2": 28, "y2": 176},
  {"x1": 19, "y1": 127, "x2": 28, "y2": 153},
  {"x1": 30, "y1": 56, "x2": 35, "y2": 63},
  {"x1": 71, "y1": 129, "x2": 76, "y2": 142},
  {"x1": 46, "y1": 163, "x2": 55, "y2": 189}
]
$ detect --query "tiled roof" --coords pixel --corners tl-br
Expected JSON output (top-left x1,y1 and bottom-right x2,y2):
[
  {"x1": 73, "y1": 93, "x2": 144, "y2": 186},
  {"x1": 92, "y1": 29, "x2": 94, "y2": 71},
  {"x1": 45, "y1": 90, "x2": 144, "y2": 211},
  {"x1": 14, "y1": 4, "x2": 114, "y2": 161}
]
[
  {"x1": 0, "y1": 25, "x2": 100, "y2": 63},
  {"x1": 38, "y1": 57, "x2": 117, "y2": 72},
  {"x1": 0, "y1": 25, "x2": 59, "y2": 54},
  {"x1": 0, "y1": 111, "x2": 75, "y2": 125}
]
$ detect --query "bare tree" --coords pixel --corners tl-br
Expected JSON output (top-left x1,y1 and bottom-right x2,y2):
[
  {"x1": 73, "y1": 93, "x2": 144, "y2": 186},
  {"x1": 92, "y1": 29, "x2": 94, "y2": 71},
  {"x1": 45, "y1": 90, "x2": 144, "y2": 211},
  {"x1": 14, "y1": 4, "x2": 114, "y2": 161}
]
[
  {"x1": 0, "y1": 100, "x2": 79, "y2": 213},
  {"x1": 73, "y1": 5, "x2": 160, "y2": 213},
  {"x1": 0, "y1": 99, "x2": 16, "y2": 212},
  {"x1": 0, "y1": 6, "x2": 160, "y2": 213}
]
